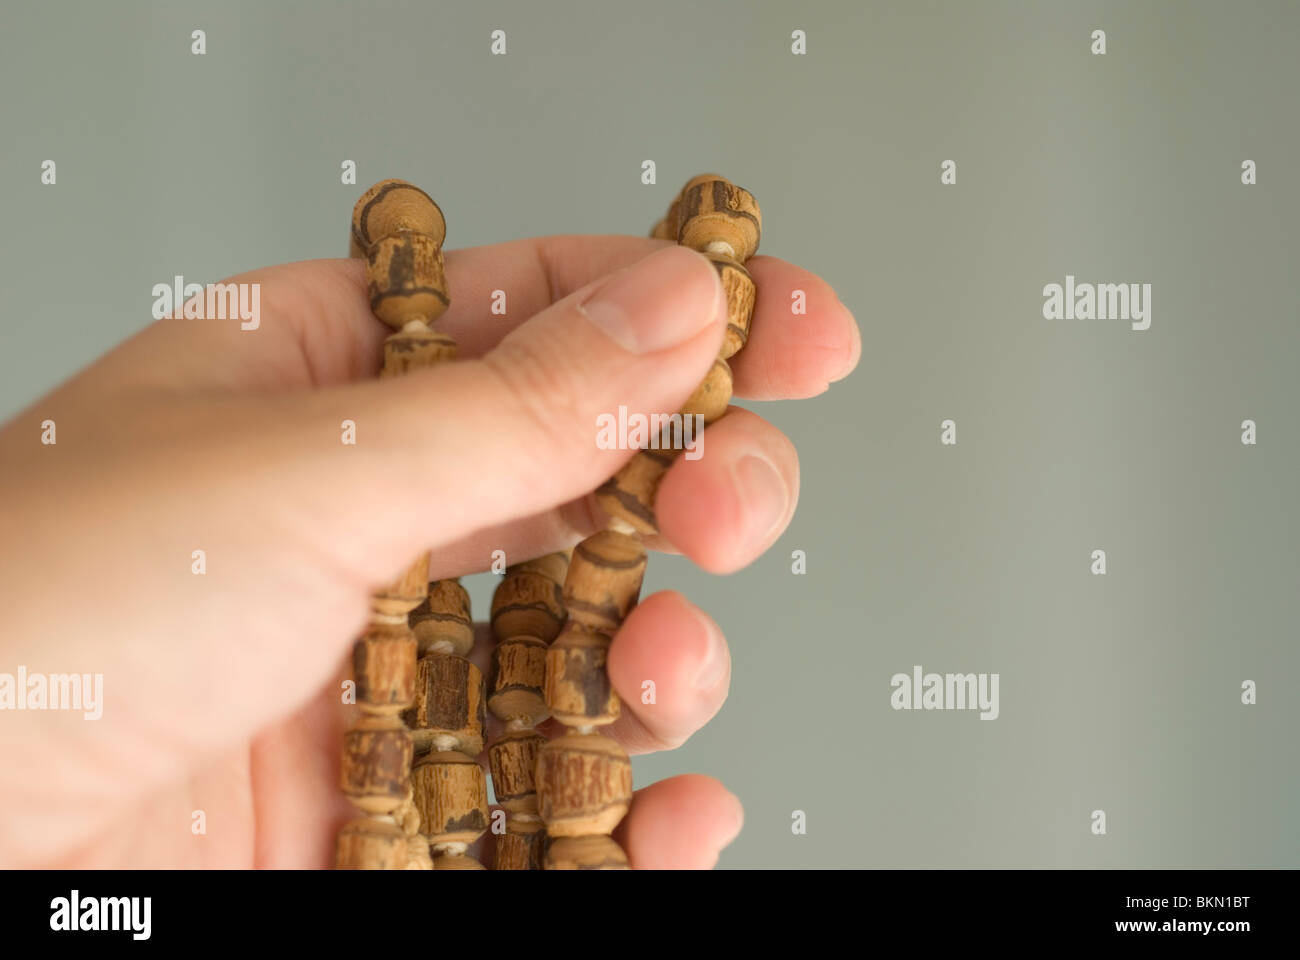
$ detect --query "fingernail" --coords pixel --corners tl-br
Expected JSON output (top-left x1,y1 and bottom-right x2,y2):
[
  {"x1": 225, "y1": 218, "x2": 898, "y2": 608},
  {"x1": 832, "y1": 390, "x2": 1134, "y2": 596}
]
[
  {"x1": 579, "y1": 246, "x2": 723, "y2": 354},
  {"x1": 733, "y1": 453, "x2": 790, "y2": 557},
  {"x1": 693, "y1": 607, "x2": 729, "y2": 692}
]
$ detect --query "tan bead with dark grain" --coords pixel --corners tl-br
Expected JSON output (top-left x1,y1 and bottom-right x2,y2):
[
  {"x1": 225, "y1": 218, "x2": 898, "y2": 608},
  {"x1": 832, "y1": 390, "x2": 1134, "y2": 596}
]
[
  {"x1": 340, "y1": 714, "x2": 413, "y2": 814},
  {"x1": 352, "y1": 621, "x2": 417, "y2": 714},
  {"x1": 335, "y1": 816, "x2": 408, "y2": 870},
  {"x1": 562, "y1": 530, "x2": 647, "y2": 633},
  {"x1": 545, "y1": 624, "x2": 619, "y2": 727},
  {"x1": 408, "y1": 652, "x2": 484, "y2": 756},
  {"x1": 381, "y1": 324, "x2": 458, "y2": 377},
  {"x1": 677, "y1": 177, "x2": 761, "y2": 262},
  {"x1": 352, "y1": 178, "x2": 447, "y2": 252},
  {"x1": 681, "y1": 357, "x2": 733, "y2": 425},
  {"x1": 594, "y1": 448, "x2": 676, "y2": 536},
  {"x1": 536, "y1": 731, "x2": 632, "y2": 837},
  {"x1": 703, "y1": 252, "x2": 756, "y2": 359},
  {"x1": 488, "y1": 728, "x2": 547, "y2": 813},
  {"x1": 411, "y1": 751, "x2": 489, "y2": 847},
  {"x1": 545, "y1": 834, "x2": 629, "y2": 871},
  {"x1": 508, "y1": 551, "x2": 571, "y2": 589},
  {"x1": 495, "y1": 823, "x2": 547, "y2": 871},
  {"x1": 371, "y1": 551, "x2": 430, "y2": 618},
  {"x1": 488, "y1": 636, "x2": 548, "y2": 724},
  {"x1": 366, "y1": 232, "x2": 449, "y2": 329},
  {"x1": 490, "y1": 570, "x2": 565, "y2": 642},
  {"x1": 409, "y1": 579, "x2": 473, "y2": 656}
]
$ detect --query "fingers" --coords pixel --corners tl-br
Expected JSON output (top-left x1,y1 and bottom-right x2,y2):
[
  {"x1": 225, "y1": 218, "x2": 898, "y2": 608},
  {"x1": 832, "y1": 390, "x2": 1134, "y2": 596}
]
[{"x1": 614, "y1": 774, "x2": 744, "y2": 869}]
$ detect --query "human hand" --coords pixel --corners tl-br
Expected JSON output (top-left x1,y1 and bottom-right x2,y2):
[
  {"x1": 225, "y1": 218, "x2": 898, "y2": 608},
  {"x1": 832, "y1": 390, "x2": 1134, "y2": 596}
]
[{"x1": 0, "y1": 239, "x2": 859, "y2": 868}]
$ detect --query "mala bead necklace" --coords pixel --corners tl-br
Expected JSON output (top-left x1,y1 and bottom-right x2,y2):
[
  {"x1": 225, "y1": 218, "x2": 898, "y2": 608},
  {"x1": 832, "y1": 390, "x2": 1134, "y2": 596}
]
[
  {"x1": 534, "y1": 173, "x2": 761, "y2": 869},
  {"x1": 335, "y1": 179, "x2": 478, "y2": 870},
  {"x1": 485, "y1": 552, "x2": 572, "y2": 869}
]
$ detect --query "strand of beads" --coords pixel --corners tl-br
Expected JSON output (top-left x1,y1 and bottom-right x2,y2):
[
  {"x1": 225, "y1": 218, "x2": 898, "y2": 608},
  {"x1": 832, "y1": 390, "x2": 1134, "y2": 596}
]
[
  {"x1": 335, "y1": 179, "x2": 457, "y2": 870},
  {"x1": 485, "y1": 552, "x2": 571, "y2": 869},
  {"x1": 535, "y1": 174, "x2": 761, "y2": 870}
]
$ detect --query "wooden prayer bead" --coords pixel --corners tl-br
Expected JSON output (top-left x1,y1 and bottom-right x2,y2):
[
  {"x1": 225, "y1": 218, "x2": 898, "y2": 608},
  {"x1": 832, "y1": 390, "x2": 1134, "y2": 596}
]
[
  {"x1": 352, "y1": 621, "x2": 418, "y2": 714},
  {"x1": 487, "y1": 728, "x2": 547, "y2": 814},
  {"x1": 681, "y1": 357, "x2": 733, "y2": 424},
  {"x1": 536, "y1": 731, "x2": 632, "y2": 837},
  {"x1": 490, "y1": 570, "x2": 565, "y2": 641},
  {"x1": 407, "y1": 652, "x2": 485, "y2": 756},
  {"x1": 340, "y1": 714, "x2": 413, "y2": 814},
  {"x1": 594, "y1": 447, "x2": 675, "y2": 536},
  {"x1": 544, "y1": 624, "x2": 619, "y2": 728},
  {"x1": 409, "y1": 578, "x2": 474, "y2": 656},
  {"x1": 545, "y1": 834, "x2": 629, "y2": 871},
  {"x1": 676, "y1": 176, "x2": 761, "y2": 262},
  {"x1": 562, "y1": 529, "x2": 647, "y2": 633},
  {"x1": 371, "y1": 551, "x2": 431, "y2": 618},
  {"x1": 704, "y1": 251, "x2": 756, "y2": 359},
  {"x1": 366, "y1": 232, "x2": 449, "y2": 328},
  {"x1": 351, "y1": 179, "x2": 447, "y2": 253},
  {"x1": 381, "y1": 324, "x2": 458, "y2": 377},
  {"x1": 411, "y1": 751, "x2": 489, "y2": 848},
  {"x1": 335, "y1": 816, "x2": 408, "y2": 870},
  {"x1": 510, "y1": 551, "x2": 571, "y2": 587},
  {"x1": 494, "y1": 822, "x2": 547, "y2": 871},
  {"x1": 487, "y1": 636, "x2": 548, "y2": 725}
]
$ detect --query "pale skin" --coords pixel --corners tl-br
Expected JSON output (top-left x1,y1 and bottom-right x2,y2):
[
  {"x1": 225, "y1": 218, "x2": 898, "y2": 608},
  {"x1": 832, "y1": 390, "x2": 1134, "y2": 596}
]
[{"x1": 0, "y1": 239, "x2": 859, "y2": 868}]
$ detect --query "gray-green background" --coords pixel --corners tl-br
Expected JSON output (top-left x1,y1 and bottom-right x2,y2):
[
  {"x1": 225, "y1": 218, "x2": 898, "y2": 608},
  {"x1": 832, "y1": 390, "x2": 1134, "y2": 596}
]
[{"x1": 2, "y1": 1, "x2": 1296, "y2": 867}]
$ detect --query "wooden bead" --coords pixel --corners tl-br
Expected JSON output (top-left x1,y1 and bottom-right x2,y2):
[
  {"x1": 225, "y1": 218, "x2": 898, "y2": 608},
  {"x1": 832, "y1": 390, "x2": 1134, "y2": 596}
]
[
  {"x1": 411, "y1": 750, "x2": 489, "y2": 847},
  {"x1": 407, "y1": 652, "x2": 485, "y2": 755},
  {"x1": 508, "y1": 551, "x2": 571, "y2": 588},
  {"x1": 335, "y1": 816, "x2": 408, "y2": 870},
  {"x1": 562, "y1": 530, "x2": 647, "y2": 633},
  {"x1": 494, "y1": 824, "x2": 546, "y2": 871},
  {"x1": 703, "y1": 252, "x2": 756, "y2": 359},
  {"x1": 594, "y1": 448, "x2": 675, "y2": 536},
  {"x1": 487, "y1": 729, "x2": 547, "y2": 814},
  {"x1": 409, "y1": 579, "x2": 473, "y2": 657},
  {"x1": 545, "y1": 834, "x2": 629, "y2": 871},
  {"x1": 340, "y1": 715, "x2": 413, "y2": 814},
  {"x1": 352, "y1": 179, "x2": 447, "y2": 251},
  {"x1": 536, "y1": 731, "x2": 632, "y2": 837},
  {"x1": 371, "y1": 551, "x2": 429, "y2": 618},
  {"x1": 366, "y1": 232, "x2": 449, "y2": 328},
  {"x1": 681, "y1": 357, "x2": 733, "y2": 425},
  {"x1": 490, "y1": 570, "x2": 565, "y2": 642},
  {"x1": 488, "y1": 637, "x2": 548, "y2": 724},
  {"x1": 545, "y1": 624, "x2": 619, "y2": 727},
  {"x1": 434, "y1": 854, "x2": 486, "y2": 870},
  {"x1": 352, "y1": 622, "x2": 418, "y2": 714},
  {"x1": 677, "y1": 177, "x2": 761, "y2": 262},
  {"x1": 381, "y1": 324, "x2": 458, "y2": 377}
]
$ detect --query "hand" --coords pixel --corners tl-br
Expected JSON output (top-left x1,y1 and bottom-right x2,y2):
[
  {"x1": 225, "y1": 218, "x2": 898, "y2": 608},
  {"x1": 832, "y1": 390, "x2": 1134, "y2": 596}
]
[{"x1": 0, "y1": 239, "x2": 859, "y2": 868}]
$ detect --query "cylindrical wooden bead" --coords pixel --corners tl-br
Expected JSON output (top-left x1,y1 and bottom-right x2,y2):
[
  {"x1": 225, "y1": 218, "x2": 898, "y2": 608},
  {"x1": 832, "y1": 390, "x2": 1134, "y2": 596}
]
[
  {"x1": 536, "y1": 731, "x2": 632, "y2": 837},
  {"x1": 335, "y1": 816, "x2": 408, "y2": 870},
  {"x1": 494, "y1": 821, "x2": 547, "y2": 871},
  {"x1": 703, "y1": 252, "x2": 756, "y2": 359},
  {"x1": 407, "y1": 652, "x2": 485, "y2": 756},
  {"x1": 381, "y1": 323, "x2": 459, "y2": 377},
  {"x1": 352, "y1": 621, "x2": 418, "y2": 714},
  {"x1": 681, "y1": 357, "x2": 733, "y2": 425},
  {"x1": 487, "y1": 728, "x2": 547, "y2": 814},
  {"x1": 409, "y1": 579, "x2": 474, "y2": 656},
  {"x1": 676, "y1": 177, "x2": 761, "y2": 262},
  {"x1": 434, "y1": 854, "x2": 486, "y2": 870},
  {"x1": 545, "y1": 834, "x2": 629, "y2": 871},
  {"x1": 562, "y1": 530, "x2": 647, "y2": 633},
  {"x1": 508, "y1": 551, "x2": 571, "y2": 589},
  {"x1": 340, "y1": 714, "x2": 413, "y2": 814},
  {"x1": 366, "y1": 232, "x2": 449, "y2": 328},
  {"x1": 490, "y1": 570, "x2": 565, "y2": 641},
  {"x1": 411, "y1": 750, "x2": 489, "y2": 847},
  {"x1": 488, "y1": 636, "x2": 549, "y2": 725},
  {"x1": 352, "y1": 179, "x2": 447, "y2": 252},
  {"x1": 545, "y1": 624, "x2": 619, "y2": 727},
  {"x1": 370, "y1": 550, "x2": 430, "y2": 618},
  {"x1": 594, "y1": 448, "x2": 675, "y2": 536}
]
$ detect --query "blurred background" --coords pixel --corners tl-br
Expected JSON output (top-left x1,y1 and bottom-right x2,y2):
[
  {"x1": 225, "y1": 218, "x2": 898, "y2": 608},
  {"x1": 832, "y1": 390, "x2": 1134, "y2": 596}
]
[{"x1": 1, "y1": 0, "x2": 1296, "y2": 867}]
